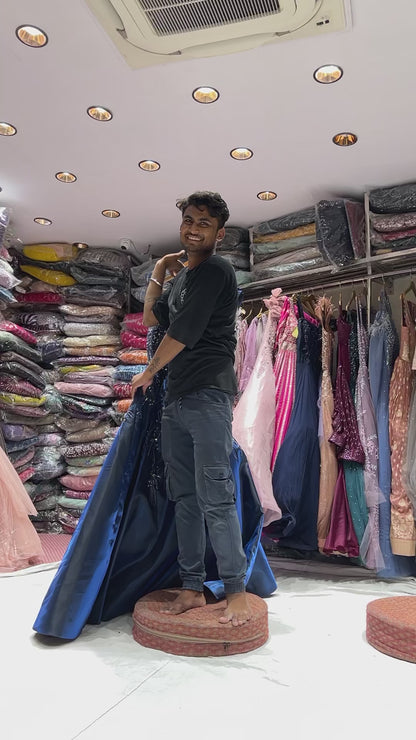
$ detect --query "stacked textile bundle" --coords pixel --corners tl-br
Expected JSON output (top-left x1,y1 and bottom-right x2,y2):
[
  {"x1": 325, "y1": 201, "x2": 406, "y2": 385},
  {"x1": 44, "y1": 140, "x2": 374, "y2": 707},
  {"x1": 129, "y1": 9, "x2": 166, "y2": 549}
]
[
  {"x1": 130, "y1": 259, "x2": 158, "y2": 306},
  {"x1": 369, "y1": 182, "x2": 416, "y2": 255},
  {"x1": 47, "y1": 248, "x2": 130, "y2": 533},
  {"x1": 249, "y1": 200, "x2": 364, "y2": 281},
  {"x1": 216, "y1": 227, "x2": 251, "y2": 286},
  {"x1": 250, "y1": 207, "x2": 326, "y2": 281},
  {"x1": 112, "y1": 313, "x2": 148, "y2": 423}
]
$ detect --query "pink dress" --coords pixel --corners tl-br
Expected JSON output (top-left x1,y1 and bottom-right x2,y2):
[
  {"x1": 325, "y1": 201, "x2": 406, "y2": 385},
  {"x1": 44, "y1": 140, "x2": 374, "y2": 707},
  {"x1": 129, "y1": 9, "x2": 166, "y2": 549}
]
[
  {"x1": 233, "y1": 289, "x2": 283, "y2": 525},
  {"x1": 239, "y1": 317, "x2": 258, "y2": 393},
  {"x1": 270, "y1": 297, "x2": 297, "y2": 470},
  {"x1": 0, "y1": 447, "x2": 44, "y2": 572}
]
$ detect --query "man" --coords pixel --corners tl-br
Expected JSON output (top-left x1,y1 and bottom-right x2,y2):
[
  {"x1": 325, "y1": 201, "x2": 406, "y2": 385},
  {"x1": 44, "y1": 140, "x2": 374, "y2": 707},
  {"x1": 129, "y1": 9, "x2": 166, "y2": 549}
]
[{"x1": 131, "y1": 191, "x2": 251, "y2": 627}]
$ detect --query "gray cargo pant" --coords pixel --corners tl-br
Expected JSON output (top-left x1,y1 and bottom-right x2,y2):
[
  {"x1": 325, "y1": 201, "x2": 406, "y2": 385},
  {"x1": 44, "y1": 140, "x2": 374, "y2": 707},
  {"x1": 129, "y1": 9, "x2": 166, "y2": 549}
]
[{"x1": 161, "y1": 388, "x2": 246, "y2": 594}]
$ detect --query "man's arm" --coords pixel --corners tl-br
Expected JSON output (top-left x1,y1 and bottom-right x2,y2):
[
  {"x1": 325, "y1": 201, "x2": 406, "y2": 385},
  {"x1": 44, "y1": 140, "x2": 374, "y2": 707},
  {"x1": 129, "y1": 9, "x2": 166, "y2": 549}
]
[
  {"x1": 131, "y1": 334, "x2": 185, "y2": 395},
  {"x1": 143, "y1": 250, "x2": 186, "y2": 327}
]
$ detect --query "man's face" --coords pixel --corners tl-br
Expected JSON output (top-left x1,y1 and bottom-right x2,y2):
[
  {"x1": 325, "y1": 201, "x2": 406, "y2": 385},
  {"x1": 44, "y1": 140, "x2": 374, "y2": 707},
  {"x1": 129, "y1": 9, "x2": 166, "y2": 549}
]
[{"x1": 180, "y1": 204, "x2": 225, "y2": 254}]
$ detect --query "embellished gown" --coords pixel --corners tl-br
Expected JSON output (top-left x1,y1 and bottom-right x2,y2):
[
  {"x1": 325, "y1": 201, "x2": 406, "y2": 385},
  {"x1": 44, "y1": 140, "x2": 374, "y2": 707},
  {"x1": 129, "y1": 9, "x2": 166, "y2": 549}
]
[{"x1": 34, "y1": 328, "x2": 276, "y2": 639}]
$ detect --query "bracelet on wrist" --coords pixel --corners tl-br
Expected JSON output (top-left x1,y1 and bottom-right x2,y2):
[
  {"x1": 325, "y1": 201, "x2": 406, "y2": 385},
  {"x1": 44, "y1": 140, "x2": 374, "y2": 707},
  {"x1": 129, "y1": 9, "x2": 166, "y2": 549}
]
[{"x1": 149, "y1": 276, "x2": 163, "y2": 288}]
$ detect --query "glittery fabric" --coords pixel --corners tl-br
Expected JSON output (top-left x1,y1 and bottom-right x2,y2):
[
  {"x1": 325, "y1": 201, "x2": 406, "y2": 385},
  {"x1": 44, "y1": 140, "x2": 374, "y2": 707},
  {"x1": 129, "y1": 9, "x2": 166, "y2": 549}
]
[
  {"x1": 316, "y1": 297, "x2": 338, "y2": 551},
  {"x1": 371, "y1": 211, "x2": 416, "y2": 232},
  {"x1": 355, "y1": 302, "x2": 385, "y2": 570},
  {"x1": 0, "y1": 321, "x2": 37, "y2": 345},
  {"x1": 388, "y1": 298, "x2": 416, "y2": 556},
  {"x1": 0, "y1": 331, "x2": 42, "y2": 363},
  {"x1": 0, "y1": 376, "x2": 43, "y2": 398},
  {"x1": 118, "y1": 349, "x2": 148, "y2": 365},
  {"x1": 270, "y1": 296, "x2": 297, "y2": 469}
]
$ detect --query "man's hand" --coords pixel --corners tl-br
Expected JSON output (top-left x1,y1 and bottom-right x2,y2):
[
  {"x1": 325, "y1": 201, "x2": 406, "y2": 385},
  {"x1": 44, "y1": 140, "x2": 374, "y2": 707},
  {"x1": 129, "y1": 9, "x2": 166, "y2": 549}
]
[
  {"x1": 131, "y1": 370, "x2": 153, "y2": 396},
  {"x1": 160, "y1": 250, "x2": 186, "y2": 278}
]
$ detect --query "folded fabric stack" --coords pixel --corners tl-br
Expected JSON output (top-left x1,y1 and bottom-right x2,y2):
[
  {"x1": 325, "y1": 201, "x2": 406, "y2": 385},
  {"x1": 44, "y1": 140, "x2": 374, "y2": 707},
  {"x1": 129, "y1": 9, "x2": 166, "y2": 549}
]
[
  {"x1": 2, "y1": 243, "x2": 79, "y2": 531},
  {"x1": 250, "y1": 207, "x2": 327, "y2": 281},
  {"x1": 369, "y1": 182, "x2": 416, "y2": 255},
  {"x1": 130, "y1": 258, "x2": 159, "y2": 306},
  {"x1": 111, "y1": 313, "x2": 148, "y2": 424},
  {"x1": 249, "y1": 201, "x2": 364, "y2": 281},
  {"x1": 216, "y1": 227, "x2": 251, "y2": 287}
]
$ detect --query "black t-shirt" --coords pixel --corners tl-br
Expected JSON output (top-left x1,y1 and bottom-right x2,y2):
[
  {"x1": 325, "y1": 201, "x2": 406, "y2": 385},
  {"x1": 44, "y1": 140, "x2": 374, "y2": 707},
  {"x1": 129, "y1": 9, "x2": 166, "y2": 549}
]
[{"x1": 152, "y1": 255, "x2": 238, "y2": 403}]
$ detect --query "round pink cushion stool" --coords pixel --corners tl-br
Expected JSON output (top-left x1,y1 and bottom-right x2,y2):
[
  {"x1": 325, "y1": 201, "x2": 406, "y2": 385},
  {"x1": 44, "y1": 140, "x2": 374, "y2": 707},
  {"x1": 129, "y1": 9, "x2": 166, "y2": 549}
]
[
  {"x1": 132, "y1": 589, "x2": 269, "y2": 657},
  {"x1": 366, "y1": 596, "x2": 416, "y2": 663}
]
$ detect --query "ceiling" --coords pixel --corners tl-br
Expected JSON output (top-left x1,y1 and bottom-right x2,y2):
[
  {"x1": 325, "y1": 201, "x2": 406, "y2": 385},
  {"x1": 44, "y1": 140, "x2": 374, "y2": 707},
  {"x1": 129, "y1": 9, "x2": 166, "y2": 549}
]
[{"x1": 1, "y1": 0, "x2": 415, "y2": 257}]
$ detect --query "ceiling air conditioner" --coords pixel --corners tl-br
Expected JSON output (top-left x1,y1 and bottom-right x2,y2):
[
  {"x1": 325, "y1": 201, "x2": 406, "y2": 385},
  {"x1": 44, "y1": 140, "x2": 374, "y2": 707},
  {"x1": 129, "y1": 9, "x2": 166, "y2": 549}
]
[{"x1": 86, "y1": 0, "x2": 351, "y2": 68}]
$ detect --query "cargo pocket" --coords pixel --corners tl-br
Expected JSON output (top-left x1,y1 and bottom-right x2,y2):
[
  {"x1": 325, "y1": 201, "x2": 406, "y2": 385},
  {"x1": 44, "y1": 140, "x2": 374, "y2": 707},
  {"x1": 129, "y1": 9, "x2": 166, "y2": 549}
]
[
  {"x1": 164, "y1": 464, "x2": 176, "y2": 502},
  {"x1": 203, "y1": 465, "x2": 235, "y2": 506}
]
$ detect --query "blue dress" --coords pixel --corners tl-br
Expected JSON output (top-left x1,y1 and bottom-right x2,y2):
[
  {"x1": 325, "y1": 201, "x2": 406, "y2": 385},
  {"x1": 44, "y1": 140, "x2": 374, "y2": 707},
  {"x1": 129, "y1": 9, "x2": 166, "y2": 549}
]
[
  {"x1": 33, "y1": 328, "x2": 276, "y2": 639},
  {"x1": 369, "y1": 292, "x2": 416, "y2": 577},
  {"x1": 268, "y1": 305, "x2": 322, "y2": 550}
]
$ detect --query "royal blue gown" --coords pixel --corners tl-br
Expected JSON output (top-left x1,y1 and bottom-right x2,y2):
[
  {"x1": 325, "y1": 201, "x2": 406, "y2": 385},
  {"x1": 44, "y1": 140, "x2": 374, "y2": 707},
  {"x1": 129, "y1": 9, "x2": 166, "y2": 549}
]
[{"x1": 33, "y1": 328, "x2": 276, "y2": 639}]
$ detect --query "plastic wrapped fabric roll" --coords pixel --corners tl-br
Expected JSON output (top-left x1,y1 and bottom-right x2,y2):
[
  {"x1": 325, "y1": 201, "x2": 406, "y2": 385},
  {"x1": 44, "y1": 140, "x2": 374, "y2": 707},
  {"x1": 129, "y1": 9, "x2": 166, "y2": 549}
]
[
  {"x1": 60, "y1": 372, "x2": 114, "y2": 386},
  {"x1": 60, "y1": 396, "x2": 110, "y2": 417},
  {"x1": 9, "y1": 446, "x2": 35, "y2": 469},
  {"x1": 130, "y1": 259, "x2": 159, "y2": 287},
  {"x1": 59, "y1": 303, "x2": 121, "y2": 319},
  {"x1": 0, "y1": 266, "x2": 20, "y2": 290},
  {"x1": 344, "y1": 200, "x2": 366, "y2": 259},
  {"x1": 61, "y1": 440, "x2": 111, "y2": 458},
  {"x1": 113, "y1": 382, "x2": 132, "y2": 399},
  {"x1": 55, "y1": 417, "x2": 104, "y2": 433},
  {"x1": 251, "y1": 207, "x2": 315, "y2": 236},
  {"x1": 0, "y1": 361, "x2": 46, "y2": 389},
  {"x1": 0, "y1": 410, "x2": 59, "y2": 425},
  {"x1": 37, "y1": 337, "x2": 65, "y2": 363},
  {"x1": 371, "y1": 211, "x2": 416, "y2": 232},
  {"x1": 5, "y1": 437, "x2": 39, "y2": 453},
  {"x1": 63, "y1": 322, "x2": 119, "y2": 337},
  {"x1": 65, "y1": 453, "x2": 107, "y2": 466},
  {"x1": 118, "y1": 349, "x2": 148, "y2": 365},
  {"x1": 0, "y1": 351, "x2": 42, "y2": 376},
  {"x1": 66, "y1": 465, "x2": 103, "y2": 477},
  {"x1": 120, "y1": 331, "x2": 147, "y2": 349},
  {"x1": 1, "y1": 423, "x2": 37, "y2": 441},
  {"x1": 60, "y1": 285, "x2": 125, "y2": 308},
  {"x1": 59, "y1": 474, "x2": 99, "y2": 491},
  {"x1": 114, "y1": 365, "x2": 147, "y2": 382},
  {"x1": 121, "y1": 313, "x2": 148, "y2": 336},
  {"x1": 63, "y1": 346, "x2": 120, "y2": 358},
  {"x1": 315, "y1": 200, "x2": 355, "y2": 267},
  {"x1": 0, "y1": 392, "x2": 46, "y2": 407},
  {"x1": 55, "y1": 382, "x2": 114, "y2": 398},
  {"x1": 219, "y1": 253, "x2": 250, "y2": 270},
  {"x1": 0, "y1": 321, "x2": 37, "y2": 345},
  {"x1": 54, "y1": 355, "x2": 119, "y2": 366},
  {"x1": 0, "y1": 376, "x2": 43, "y2": 398},
  {"x1": 72, "y1": 247, "x2": 130, "y2": 278},
  {"x1": 16, "y1": 312, "x2": 64, "y2": 332},
  {"x1": 22, "y1": 244, "x2": 78, "y2": 262},
  {"x1": 252, "y1": 256, "x2": 327, "y2": 281},
  {"x1": 220, "y1": 226, "x2": 250, "y2": 248},
  {"x1": 16, "y1": 292, "x2": 63, "y2": 305},
  {"x1": 20, "y1": 265, "x2": 76, "y2": 285},
  {"x1": 252, "y1": 246, "x2": 323, "y2": 271},
  {"x1": 369, "y1": 182, "x2": 416, "y2": 213},
  {"x1": 0, "y1": 287, "x2": 17, "y2": 307},
  {"x1": 63, "y1": 335, "x2": 121, "y2": 348},
  {"x1": 69, "y1": 265, "x2": 125, "y2": 286},
  {"x1": 35, "y1": 433, "x2": 64, "y2": 447}
]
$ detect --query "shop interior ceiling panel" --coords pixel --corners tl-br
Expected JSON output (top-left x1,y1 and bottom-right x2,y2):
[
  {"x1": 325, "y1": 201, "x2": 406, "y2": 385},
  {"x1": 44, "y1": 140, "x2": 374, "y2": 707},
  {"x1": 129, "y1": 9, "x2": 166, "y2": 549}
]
[{"x1": 0, "y1": 1, "x2": 415, "y2": 253}]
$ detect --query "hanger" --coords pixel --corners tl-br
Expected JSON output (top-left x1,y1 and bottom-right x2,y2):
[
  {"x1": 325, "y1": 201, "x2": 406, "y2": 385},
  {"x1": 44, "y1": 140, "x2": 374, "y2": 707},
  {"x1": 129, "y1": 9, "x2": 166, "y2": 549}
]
[{"x1": 346, "y1": 288, "x2": 356, "y2": 312}]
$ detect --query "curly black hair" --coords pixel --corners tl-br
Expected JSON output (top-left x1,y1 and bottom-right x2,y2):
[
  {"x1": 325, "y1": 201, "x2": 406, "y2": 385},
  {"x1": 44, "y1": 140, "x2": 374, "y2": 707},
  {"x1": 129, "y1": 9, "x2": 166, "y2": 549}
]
[{"x1": 176, "y1": 191, "x2": 230, "y2": 229}]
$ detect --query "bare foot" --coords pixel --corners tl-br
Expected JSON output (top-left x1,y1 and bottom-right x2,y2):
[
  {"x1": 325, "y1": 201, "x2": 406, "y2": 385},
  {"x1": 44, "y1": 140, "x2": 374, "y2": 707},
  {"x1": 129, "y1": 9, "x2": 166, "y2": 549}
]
[
  {"x1": 161, "y1": 589, "x2": 206, "y2": 615},
  {"x1": 219, "y1": 592, "x2": 252, "y2": 627}
]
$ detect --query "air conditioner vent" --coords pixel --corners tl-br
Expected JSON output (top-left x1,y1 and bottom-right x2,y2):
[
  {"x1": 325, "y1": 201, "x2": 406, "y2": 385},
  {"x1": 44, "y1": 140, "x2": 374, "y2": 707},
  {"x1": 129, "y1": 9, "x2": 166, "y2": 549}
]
[
  {"x1": 86, "y1": 0, "x2": 351, "y2": 67},
  {"x1": 139, "y1": 0, "x2": 280, "y2": 37}
]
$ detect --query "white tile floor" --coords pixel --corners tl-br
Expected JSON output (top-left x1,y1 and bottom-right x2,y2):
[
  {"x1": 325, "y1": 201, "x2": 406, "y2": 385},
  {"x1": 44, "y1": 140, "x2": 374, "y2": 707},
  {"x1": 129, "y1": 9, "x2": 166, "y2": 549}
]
[{"x1": 2, "y1": 566, "x2": 416, "y2": 740}]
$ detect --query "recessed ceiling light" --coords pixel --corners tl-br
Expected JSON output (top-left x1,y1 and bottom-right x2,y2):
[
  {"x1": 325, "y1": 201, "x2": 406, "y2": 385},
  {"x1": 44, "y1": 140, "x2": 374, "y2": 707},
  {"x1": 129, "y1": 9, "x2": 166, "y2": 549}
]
[
  {"x1": 192, "y1": 87, "x2": 220, "y2": 104},
  {"x1": 257, "y1": 191, "x2": 277, "y2": 201},
  {"x1": 34, "y1": 217, "x2": 52, "y2": 225},
  {"x1": 87, "y1": 106, "x2": 113, "y2": 122},
  {"x1": 0, "y1": 122, "x2": 17, "y2": 136},
  {"x1": 16, "y1": 25, "x2": 48, "y2": 47},
  {"x1": 102, "y1": 209, "x2": 120, "y2": 218},
  {"x1": 138, "y1": 160, "x2": 160, "y2": 172},
  {"x1": 332, "y1": 132, "x2": 358, "y2": 146},
  {"x1": 73, "y1": 242, "x2": 88, "y2": 249},
  {"x1": 230, "y1": 148, "x2": 253, "y2": 160},
  {"x1": 55, "y1": 171, "x2": 77, "y2": 183},
  {"x1": 313, "y1": 64, "x2": 343, "y2": 84}
]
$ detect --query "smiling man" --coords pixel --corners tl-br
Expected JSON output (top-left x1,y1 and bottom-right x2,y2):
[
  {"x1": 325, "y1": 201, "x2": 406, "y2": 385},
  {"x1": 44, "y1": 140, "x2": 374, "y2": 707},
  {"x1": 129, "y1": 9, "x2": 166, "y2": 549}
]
[{"x1": 131, "y1": 191, "x2": 251, "y2": 627}]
